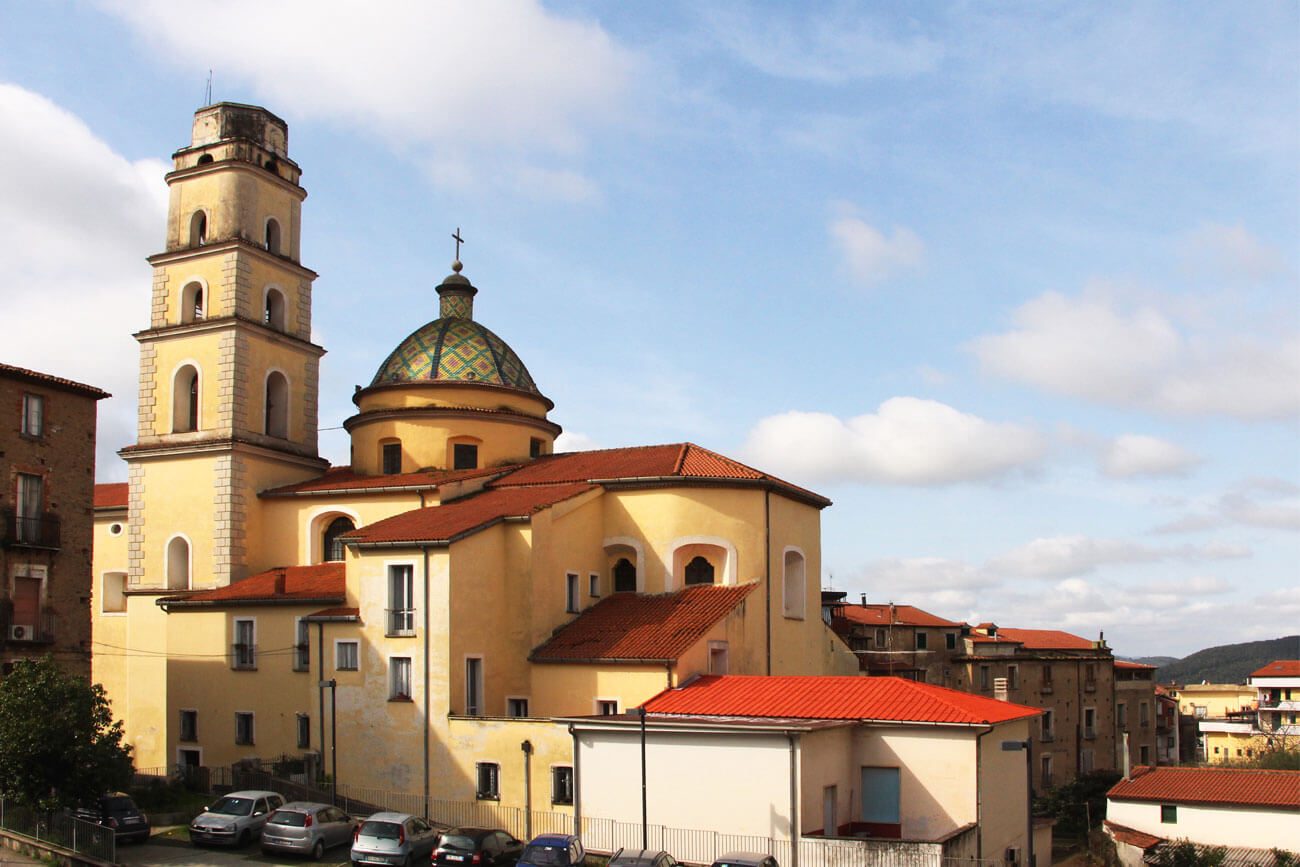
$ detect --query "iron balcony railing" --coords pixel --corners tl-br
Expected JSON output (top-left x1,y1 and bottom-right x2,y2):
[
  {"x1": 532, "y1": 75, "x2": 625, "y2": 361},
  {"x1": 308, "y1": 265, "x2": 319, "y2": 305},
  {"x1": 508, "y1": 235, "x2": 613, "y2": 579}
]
[
  {"x1": 0, "y1": 509, "x2": 60, "y2": 549},
  {"x1": 387, "y1": 608, "x2": 416, "y2": 636},
  {"x1": 231, "y1": 643, "x2": 257, "y2": 670}
]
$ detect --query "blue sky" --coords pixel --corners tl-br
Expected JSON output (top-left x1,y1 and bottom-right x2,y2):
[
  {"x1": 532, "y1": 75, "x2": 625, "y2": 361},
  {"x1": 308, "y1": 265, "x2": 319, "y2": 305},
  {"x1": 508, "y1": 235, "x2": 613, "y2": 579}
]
[{"x1": 2, "y1": 1, "x2": 1296, "y2": 658}]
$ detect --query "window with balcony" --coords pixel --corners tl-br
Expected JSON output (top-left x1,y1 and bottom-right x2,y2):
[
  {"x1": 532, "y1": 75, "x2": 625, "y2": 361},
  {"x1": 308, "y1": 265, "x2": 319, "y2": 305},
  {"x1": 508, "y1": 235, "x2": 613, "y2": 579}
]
[
  {"x1": 232, "y1": 619, "x2": 256, "y2": 670},
  {"x1": 387, "y1": 564, "x2": 415, "y2": 635},
  {"x1": 14, "y1": 473, "x2": 44, "y2": 545},
  {"x1": 20, "y1": 394, "x2": 43, "y2": 437}
]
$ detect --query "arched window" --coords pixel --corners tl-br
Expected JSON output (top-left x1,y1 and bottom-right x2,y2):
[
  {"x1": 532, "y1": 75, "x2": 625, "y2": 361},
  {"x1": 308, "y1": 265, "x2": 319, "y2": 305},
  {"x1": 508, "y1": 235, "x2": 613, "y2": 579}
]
[
  {"x1": 189, "y1": 211, "x2": 207, "y2": 247},
  {"x1": 783, "y1": 549, "x2": 806, "y2": 619},
  {"x1": 265, "y1": 218, "x2": 282, "y2": 255},
  {"x1": 264, "y1": 371, "x2": 288, "y2": 438},
  {"x1": 264, "y1": 288, "x2": 286, "y2": 331},
  {"x1": 322, "y1": 517, "x2": 355, "y2": 562},
  {"x1": 613, "y1": 558, "x2": 636, "y2": 593},
  {"x1": 196, "y1": 153, "x2": 214, "y2": 165},
  {"x1": 182, "y1": 282, "x2": 204, "y2": 323},
  {"x1": 166, "y1": 536, "x2": 191, "y2": 590},
  {"x1": 173, "y1": 365, "x2": 200, "y2": 432},
  {"x1": 684, "y1": 556, "x2": 715, "y2": 586}
]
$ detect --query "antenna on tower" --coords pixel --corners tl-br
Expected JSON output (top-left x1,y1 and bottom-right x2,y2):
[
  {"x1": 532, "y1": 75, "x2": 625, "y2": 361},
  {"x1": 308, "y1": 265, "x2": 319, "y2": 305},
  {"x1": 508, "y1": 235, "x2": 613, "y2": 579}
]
[{"x1": 205, "y1": 70, "x2": 213, "y2": 106}]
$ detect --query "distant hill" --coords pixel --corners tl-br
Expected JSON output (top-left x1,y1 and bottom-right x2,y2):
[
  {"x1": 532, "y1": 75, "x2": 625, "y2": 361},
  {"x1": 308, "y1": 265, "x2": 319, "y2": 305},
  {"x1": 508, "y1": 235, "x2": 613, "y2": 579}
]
[
  {"x1": 1155, "y1": 636, "x2": 1300, "y2": 685},
  {"x1": 1130, "y1": 656, "x2": 1178, "y2": 668}
]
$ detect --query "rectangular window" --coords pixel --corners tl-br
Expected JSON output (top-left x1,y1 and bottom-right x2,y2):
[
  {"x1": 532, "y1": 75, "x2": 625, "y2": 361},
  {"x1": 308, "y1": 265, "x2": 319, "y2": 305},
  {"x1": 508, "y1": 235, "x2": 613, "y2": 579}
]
[
  {"x1": 15, "y1": 473, "x2": 43, "y2": 543},
  {"x1": 179, "y1": 709, "x2": 198, "y2": 742},
  {"x1": 453, "y1": 443, "x2": 479, "y2": 470},
  {"x1": 1042, "y1": 664, "x2": 1053, "y2": 685},
  {"x1": 476, "y1": 762, "x2": 500, "y2": 800},
  {"x1": 860, "y1": 767, "x2": 901, "y2": 825},
  {"x1": 1140, "y1": 745, "x2": 1150, "y2": 765},
  {"x1": 296, "y1": 713, "x2": 310, "y2": 749},
  {"x1": 382, "y1": 442, "x2": 402, "y2": 474},
  {"x1": 388, "y1": 564, "x2": 415, "y2": 635},
  {"x1": 1007, "y1": 664, "x2": 1018, "y2": 689},
  {"x1": 1084, "y1": 707, "x2": 1097, "y2": 738},
  {"x1": 551, "y1": 766, "x2": 574, "y2": 805},
  {"x1": 466, "y1": 657, "x2": 483, "y2": 716},
  {"x1": 1140, "y1": 702, "x2": 1151, "y2": 726},
  {"x1": 235, "y1": 712, "x2": 254, "y2": 745},
  {"x1": 1085, "y1": 663, "x2": 1097, "y2": 686},
  {"x1": 589, "y1": 572, "x2": 600, "y2": 598},
  {"x1": 874, "y1": 628, "x2": 886, "y2": 647},
  {"x1": 336, "y1": 640, "x2": 359, "y2": 671},
  {"x1": 507, "y1": 698, "x2": 529, "y2": 718},
  {"x1": 1118, "y1": 702, "x2": 1128, "y2": 728},
  {"x1": 232, "y1": 619, "x2": 256, "y2": 670},
  {"x1": 20, "y1": 393, "x2": 44, "y2": 437},
  {"x1": 979, "y1": 665, "x2": 991, "y2": 690},
  {"x1": 1042, "y1": 709, "x2": 1054, "y2": 740},
  {"x1": 1081, "y1": 748, "x2": 1094, "y2": 773},
  {"x1": 709, "y1": 641, "x2": 729, "y2": 675},
  {"x1": 915, "y1": 632, "x2": 928, "y2": 650},
  {"x1": 294, "y1": 618, "x2": 311, "y2": 671},
  {"x1": 565, "y1": 573, "x2": 579, "y2": 613},
  {"x1": 596, "y1": 699, "x2": 618, "y2": 716},
  {"x1": 389, "y1": 657, "x2": 412, "y2": 701},
  {"x1": 945, "y1": 632, "x2": 956, "y2": 650},
  {"x1": 1160, "y1": 805, "x2": 1177, "y2": 824},
  {"x1": 1040, "y1": 755, "x2": 1052, "y2": 789},
  {"x1": 530, "y1": 438, "x2": 544, "y2": 458}
]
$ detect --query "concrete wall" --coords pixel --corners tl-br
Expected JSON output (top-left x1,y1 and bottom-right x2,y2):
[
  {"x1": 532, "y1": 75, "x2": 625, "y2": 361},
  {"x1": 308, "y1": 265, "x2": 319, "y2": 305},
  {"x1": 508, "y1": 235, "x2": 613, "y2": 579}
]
[{"x1": 1106, "y1": 798, "x2": 1300, "y2": 849}]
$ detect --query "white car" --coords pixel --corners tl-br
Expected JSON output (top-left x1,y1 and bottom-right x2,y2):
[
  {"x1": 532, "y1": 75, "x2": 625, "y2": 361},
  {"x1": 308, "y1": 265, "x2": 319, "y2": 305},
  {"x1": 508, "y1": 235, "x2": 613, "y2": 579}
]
[{"x1": 189, "y1": 790, "x2": 286, "y2": 847}]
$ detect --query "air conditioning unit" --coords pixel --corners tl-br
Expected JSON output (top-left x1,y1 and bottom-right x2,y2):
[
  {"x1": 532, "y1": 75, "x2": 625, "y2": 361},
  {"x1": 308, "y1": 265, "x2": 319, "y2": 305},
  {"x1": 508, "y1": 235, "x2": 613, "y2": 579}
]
[{"x1": 9, "y1": 624, "x2": 35, "y2": 641}]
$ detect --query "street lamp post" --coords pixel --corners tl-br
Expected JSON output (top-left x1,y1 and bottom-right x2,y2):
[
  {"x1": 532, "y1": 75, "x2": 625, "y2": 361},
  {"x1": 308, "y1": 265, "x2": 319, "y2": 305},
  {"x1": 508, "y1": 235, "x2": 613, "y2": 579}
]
[{"x1": 1001, "y1": 740, "x2": 1034, "y2": 867}]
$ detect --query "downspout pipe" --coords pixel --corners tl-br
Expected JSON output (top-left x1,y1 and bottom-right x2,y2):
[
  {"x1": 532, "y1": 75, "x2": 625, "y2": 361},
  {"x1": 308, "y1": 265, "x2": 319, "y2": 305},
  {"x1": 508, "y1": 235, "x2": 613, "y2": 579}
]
[
  {"x1": 787, "y1": 731, "x2": 799, "y2": 867},
  {"x1": 975, "y1": 724, "x2": 993, "y2": 861},
  {"x1": 317, "y1": 622, "x2": 326, "y2": 766},
  {"x1": 765, "y1": 489, "x2": 772, "y2": 676},
  {"x1": 423, "y1": 544, "x2": 432, "y2": 820},
  {"x1": 569, "y1": 724, "x2": 581, "y2": 836}
]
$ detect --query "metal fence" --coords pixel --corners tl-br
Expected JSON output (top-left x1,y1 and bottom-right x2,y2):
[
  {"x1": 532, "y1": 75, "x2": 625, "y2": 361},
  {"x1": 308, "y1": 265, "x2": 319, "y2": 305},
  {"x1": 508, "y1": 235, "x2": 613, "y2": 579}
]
[{"x1": 0, "y1": 798, "x2": 115, "y2": 863}]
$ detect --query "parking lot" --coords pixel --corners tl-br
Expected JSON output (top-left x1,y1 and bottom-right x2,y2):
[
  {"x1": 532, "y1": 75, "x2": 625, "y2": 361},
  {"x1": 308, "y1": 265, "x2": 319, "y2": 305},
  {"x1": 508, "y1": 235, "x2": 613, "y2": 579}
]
[{"x1": 118, "y1": 831, "x2": 352, "y2": 867}]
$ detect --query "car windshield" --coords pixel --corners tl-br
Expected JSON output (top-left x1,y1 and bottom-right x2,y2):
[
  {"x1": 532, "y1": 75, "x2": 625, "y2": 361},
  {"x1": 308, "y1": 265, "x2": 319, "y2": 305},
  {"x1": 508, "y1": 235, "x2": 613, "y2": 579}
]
[
  {"x1": 269, "y1": 811, "x2": 309, "y2": 826},
  {"x1": 208, "y1": 796, "x2": 254, "y2": 816},
  {"x1": 523, "y1": 845, "x2": 569, "y2": 866},
  {"x1": 103, "y1": 797, "x2": 136, "y2": 812},
  {"x1": 360, "y1": 821, "x2": 403, "y2": 840},
  {"x1": 442, "y1": 835, "x2": 478, "y2": 850}
]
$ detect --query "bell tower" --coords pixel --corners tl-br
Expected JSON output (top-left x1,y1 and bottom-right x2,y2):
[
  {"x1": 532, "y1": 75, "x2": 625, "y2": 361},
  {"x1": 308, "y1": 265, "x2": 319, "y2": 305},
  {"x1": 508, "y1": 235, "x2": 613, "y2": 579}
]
[{"x1": 122, "y1": 103, "x2": 328, "y2": 590}]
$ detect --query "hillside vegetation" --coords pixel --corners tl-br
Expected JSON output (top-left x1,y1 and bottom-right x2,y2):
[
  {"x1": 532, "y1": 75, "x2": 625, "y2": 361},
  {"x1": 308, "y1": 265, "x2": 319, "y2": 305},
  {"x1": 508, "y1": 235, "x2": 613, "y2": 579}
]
[{"x1": 1155, "y1": 635, "x2": 1299, "y2": 685}]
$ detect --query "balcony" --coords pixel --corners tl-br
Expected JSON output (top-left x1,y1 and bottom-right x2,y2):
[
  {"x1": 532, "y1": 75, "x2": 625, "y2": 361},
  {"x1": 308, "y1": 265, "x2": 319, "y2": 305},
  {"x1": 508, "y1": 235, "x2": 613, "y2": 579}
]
[
  {"x1": 387, "y1": 608, "x2": 416, "y2": 637},
  {"x1": 0, "y1": 510, "x2": 61, "y2": 550},
  {"x1": 0, "y1": 604, "x2": 58, "y2": 644},
  {"x1": 231, "y1": 643, "x2": 257, "y2": 670}
]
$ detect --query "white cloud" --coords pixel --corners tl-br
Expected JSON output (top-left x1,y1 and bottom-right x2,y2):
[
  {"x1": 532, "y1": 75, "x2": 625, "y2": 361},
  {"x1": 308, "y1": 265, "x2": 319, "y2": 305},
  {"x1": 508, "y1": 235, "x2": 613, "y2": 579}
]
[
  {"x1": 101, "y1": 0, "x2": 636, "y2": 198},
  {"x1": 554, "y1": 431, "x2": 601, "y2": 453},
  {"x1": 970, "y1": 288, "x2": 1300, "y2": 420},
  {"x1": 829, "y1": 214, "x2": 924, "y2": 285},
  {"x1": 986, "y1": 534, "x2": 1250, "y2": 580},
  {"x1": 742, "y1": 397, "x2": 1046, "y2": 486},
  {"x1": 1101, "y1": 434, "x2": 1201, "y2": 479},
  {"x1": 0, "y1": 83, "x2": 168, "y2": 480},
  {"x1": 1181, "y1": 223, "x2": 1288, "y2": 283},
  {"x1": 1154, "y1": 478, "x2": 1300, "y2": 534}
]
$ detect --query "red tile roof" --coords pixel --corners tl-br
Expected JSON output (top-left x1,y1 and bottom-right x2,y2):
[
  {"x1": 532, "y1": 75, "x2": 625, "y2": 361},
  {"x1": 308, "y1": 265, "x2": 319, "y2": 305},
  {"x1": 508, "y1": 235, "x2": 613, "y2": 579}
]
[
  {"x1": 262, "y1": 464, "x2": 501, "y2": 496},
  {"x1": 993, "y1": 627, "x2": 1097, "y2": 650},
  {"x1": 1104, "y1": 821, "x2": 1163, "y2": 850},
  {"x1": 1251, "y1": 660, "x2": 1300, "y2": 678},
  {"x1": 643, "y1": 675, "x2": 1042, "y2": 725},
  {"x1": 489, "y1": 443, "x2": 830, "y2": 507},
  {"x1": 1115, "y1": 660, "x2": 1157, "y2": 670},
  {"x1": 303, "y1": 606, "x2": 360, "y2": 620},
  {"x1": 160, "y1": 563, "x2": 345, "y2": 607},
  {"x1": 0, "y1": 362, "x2": 110, "y2": 399},
  {"x1": 94, "y1": 483, "x2": 128, "y2": 509},
  {"x1": 346, "y1": 484, "x2": 596, "y2": 546},
  {"x1": 1108, "y1": 766, "x2": 1300, "y2": 810},
  {"x1": 835, "y1": 604, "x2": 964, "y2": 628},
  {"x1": 531, "y1": 584, "x2": 756, "y2": 663}
]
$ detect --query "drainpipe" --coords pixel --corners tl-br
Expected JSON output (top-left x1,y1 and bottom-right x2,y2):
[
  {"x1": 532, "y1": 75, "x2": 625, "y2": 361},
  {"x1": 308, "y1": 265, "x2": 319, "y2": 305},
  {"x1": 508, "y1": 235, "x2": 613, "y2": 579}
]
[
  {"x1": 787, "y1": 732, "x2": 799, "y2": 867},
  {"x1": 317, "y1": 623, "x2": 326, "y2": 765},
  {"x1": 975, "y1": 725, "x2": 993, "y2": 861},
  {"x1": 423, "y1": 544, "x2": 432, "y2": 820},
  {"x1": 521, "y1": 740, "x2": 534, "y2": 841},
  {"x1": 569, "y1": 724, "x2": 581, "y2": 837},
  {"x1": 764, "y1": 489, "x2": 772, "y2": 676}
]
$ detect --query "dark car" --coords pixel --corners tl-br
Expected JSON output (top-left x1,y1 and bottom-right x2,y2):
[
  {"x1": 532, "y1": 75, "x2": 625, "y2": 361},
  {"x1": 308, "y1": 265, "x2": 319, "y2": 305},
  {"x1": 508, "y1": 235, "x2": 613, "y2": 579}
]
[
  {"x1": 434, "y1": 828, "x2": 524, "y2": 867},
  {"x1": 608, "y1": 848, "x2": 681, "y2": 867},
  {"x1": 517, "y1": 834, "x2": 585, "y2": 867},
  {"x1": 73, "y1": 792, "x2": 151, "y2": 844}
]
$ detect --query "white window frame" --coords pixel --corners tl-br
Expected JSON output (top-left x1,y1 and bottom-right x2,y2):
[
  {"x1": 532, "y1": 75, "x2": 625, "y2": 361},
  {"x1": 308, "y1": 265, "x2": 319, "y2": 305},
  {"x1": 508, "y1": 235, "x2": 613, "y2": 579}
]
[
  {"x1": 595, "y1": 698, "x2": 619, "y2": 716},
  {"x1": 465, "y1": 655, "x2": 484, "y2": 717},
  {"x1": 335, "y1": 639, "x2": 359, "y2": 672},
  {"x1": 506, "y1": 697, "x2": 530, "y2": 718},
  {"x1": 387, "y1": 561, "x2": 417, "y2": 636},
  {"x1": 232, "y1": 617, "x2": 256, "y2": 670},
  {"x1": 389, "y1": 657, "x2": 413, "y2": 701},
  {"x1": 20, "y1": 393, "x2": 44, "y2": 437}
]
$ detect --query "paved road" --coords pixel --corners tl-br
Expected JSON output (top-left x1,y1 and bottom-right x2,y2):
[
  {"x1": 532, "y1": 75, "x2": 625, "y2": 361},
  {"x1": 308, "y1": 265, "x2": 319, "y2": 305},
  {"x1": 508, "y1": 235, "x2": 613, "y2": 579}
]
[{"x1": 119, "y1": 832, "x2": 353, "y2": 867}]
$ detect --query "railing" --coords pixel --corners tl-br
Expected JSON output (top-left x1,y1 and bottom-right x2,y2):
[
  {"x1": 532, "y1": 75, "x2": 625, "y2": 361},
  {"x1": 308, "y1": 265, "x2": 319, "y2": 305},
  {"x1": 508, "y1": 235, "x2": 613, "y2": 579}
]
[
  {"x1": 231, "y1": 642, "x2": 257, "y2": 670},
  {"x1": 0, "y1": 510, "x2": 60, "y2": 549},
  {"x1": 387, "y1": 608, "x2": 416, "y2": 636},
  {"x1": 0, "y1": 798, "x2": 115, "y2": 863}
]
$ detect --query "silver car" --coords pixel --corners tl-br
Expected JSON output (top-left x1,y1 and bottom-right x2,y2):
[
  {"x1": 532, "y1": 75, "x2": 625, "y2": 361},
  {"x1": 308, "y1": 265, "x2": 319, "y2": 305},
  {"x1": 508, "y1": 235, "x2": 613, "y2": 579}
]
[
  {"x1": 262, "y1": 802, "x2": 358, "y2": 860},
  {"x1": 350, "y1": 812, "x2": 440, "y2": 867},
  {"x1": 189, "y1": 790, "x2": 285, "y2": 847}
]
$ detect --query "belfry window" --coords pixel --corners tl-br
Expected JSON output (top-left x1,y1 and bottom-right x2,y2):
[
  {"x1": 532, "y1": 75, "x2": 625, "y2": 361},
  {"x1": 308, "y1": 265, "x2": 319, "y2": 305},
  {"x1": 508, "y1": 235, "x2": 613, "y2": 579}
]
[
  {"x1": 613, "y1": 558, "x2": 636, "y2": 593},
  {"x1": 322, "y1": 517, "x2": 354, "y2": 562},
  {"x1": 265, "y1": 218, "x2": 281, "y2": 255},
  {"x1": 264, "y1": 288, "x2": 286, "y2": 331},
  {"x1": 684, "y1": 556, "x2": 715, "y2": 586},
  {"x1": 182, "y1": 283, "x2": 204, "y2": 323},
  {"x1": 264, "y1": 371, "x2": 288, "y2": 438},
  {"x1": 189, "y1": 211, "x2": 207, "y2": 247},
  {"x1": 173, "y1": 365, "x2": 200, "y2": 432}
]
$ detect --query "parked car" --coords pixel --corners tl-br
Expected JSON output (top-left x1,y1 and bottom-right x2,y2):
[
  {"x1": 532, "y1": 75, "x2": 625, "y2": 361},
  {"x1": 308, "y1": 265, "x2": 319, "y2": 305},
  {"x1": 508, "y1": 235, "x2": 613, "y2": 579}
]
[
  {"x1": 517, "y1": 834, "x2": 585, "y2": 867},
  {"x1": 351, "y1": 811, "x2": 441, "y2": 867},
  {"x1": 434, "y1": 828, "x2": 524, "y2": 867},
  {"x1": 72, "y1": 792, "x2": 151, "y2": 844},
  {"x1": 189, "y1": 790, "x2": 286, "y2": 847},
  {"x1": 608, "y1": 848, "x2": 681, "y2": 867},
  {"x1": 261, "y1": 801, "x2": 358, "y2": 860},
  {"x1": 710, "y1": 853, "x2": 779, "y2": 867}
]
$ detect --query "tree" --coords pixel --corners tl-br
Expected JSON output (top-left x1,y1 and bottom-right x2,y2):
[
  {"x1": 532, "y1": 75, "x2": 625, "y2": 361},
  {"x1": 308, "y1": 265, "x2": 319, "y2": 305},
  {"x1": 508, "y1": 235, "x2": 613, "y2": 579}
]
[{"x1": 0, "y1": 657, "x2": 133, "y2": 812}]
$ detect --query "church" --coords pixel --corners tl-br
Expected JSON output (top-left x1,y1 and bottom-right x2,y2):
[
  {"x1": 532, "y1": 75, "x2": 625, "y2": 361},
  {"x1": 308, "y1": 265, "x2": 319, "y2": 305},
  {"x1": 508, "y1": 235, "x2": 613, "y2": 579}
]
[{"x1": 91, "y1": 102, "x2": 860, "y2": 813}]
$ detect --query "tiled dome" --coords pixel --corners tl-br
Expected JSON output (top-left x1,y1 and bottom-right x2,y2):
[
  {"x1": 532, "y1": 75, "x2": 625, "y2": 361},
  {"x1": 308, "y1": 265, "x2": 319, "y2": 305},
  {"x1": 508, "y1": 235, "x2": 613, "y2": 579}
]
[{"x1": 370, "y1": 317, "x2": 541, "y2": 394}]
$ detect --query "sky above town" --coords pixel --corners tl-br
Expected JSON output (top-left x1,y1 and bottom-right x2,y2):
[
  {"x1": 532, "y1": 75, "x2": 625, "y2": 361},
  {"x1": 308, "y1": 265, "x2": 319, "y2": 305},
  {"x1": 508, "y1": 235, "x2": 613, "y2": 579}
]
[{"x1": 2, "y1": 1, "x2": 1296, "y2": 659}]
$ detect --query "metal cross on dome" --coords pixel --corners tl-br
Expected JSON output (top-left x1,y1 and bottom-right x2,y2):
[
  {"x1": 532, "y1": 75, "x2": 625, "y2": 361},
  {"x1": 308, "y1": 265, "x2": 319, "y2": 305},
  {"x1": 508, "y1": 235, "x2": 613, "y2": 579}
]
[{"x1": 452, "y1": 227, "x2": 465, "y2": 262}]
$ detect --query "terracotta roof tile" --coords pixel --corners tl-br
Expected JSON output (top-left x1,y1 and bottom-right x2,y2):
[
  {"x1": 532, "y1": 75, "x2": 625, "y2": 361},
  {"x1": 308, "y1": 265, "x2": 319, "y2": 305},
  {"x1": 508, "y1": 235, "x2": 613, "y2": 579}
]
[
  {"x1": 1104, "y1": 821, "x2": 1163, "y2": 850},
  {"x1": 262, "y1": 464, "x2": 502, "y2": 496},
  {"x1": 643, "y1": 675, "x2": 1042, "y2": 725},
  {"x1": 346, "y1": 484, "x2": 595, "y2": 546},
  {"x1": 94, "y1": 483, "x2": 128, "y2": 509},
  {"x1": 835, "y1": 604, "x2": 964, "y2": 628},
  {"x1": 1115, "y1": 660, "x2": 1157, "y2": 670},
  {"x1": 993, "y1": 627, "x2": 1097, "y2": 650},
  {"x1": 162, "y1": 563, "x2": 344, "y2": 606},
  {"x1": 531, "y1": 584, "x2": 756, "y2": 662},
  {"x1": 304, "y1": 606, "x2": 360, "y2": 620},
  {"x1": 1251, "y1": 660, "x2": 1300, "y2": 678},
  {"x1": 1107, "y1": 766, "x2": 1300, "y2": 810},
  {"x1": 0, "y1": 362, "x2": 110, "y2": 398}
]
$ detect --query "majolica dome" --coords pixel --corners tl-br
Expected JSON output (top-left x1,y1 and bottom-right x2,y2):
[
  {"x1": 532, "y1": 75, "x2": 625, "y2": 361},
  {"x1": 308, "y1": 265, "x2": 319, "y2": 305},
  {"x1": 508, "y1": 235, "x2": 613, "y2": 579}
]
[{"x1": 369, "y1": 265, "x2": 542, "y2": 397}]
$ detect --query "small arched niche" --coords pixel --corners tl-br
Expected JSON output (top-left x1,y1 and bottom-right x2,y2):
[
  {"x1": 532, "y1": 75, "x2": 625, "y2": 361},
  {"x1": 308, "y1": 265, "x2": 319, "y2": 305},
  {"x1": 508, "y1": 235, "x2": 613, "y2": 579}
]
[
  {"x1": 265, "y1": 218, "x2": 282, "y2": 255},
  {"x1": 783, "y1": 548, "x2": 807, "y2": 619},
  {"x1": 172, "y1": 365, "x2": 200, "y2": 433},
  {"x1": 264, "y1": 371, "x2": 289, "y2": 438},
  {"x1": 181, "y1": 282, "x2": 204, "y2": 323},
  {"x1": 166, "y1": 536, "x2": 191, "y2": 590},
  {"x1": 189, "y1": 211, "x2": 207, "y2": 247},
  {"x1": 264, "y1": 287, "x2": 286, "y2": 331}
]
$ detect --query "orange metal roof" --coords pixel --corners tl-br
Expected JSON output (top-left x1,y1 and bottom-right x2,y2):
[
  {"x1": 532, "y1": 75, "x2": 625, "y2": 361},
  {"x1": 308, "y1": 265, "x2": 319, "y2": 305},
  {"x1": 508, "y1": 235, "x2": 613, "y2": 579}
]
[
  {"x1": 94, "y1": 482, "x2": 128, "y2": 509},
  {"x1": 0, "y1": 362, "x2": 110, "y2": 398},
  {"x1": 161, "y1": 563, "x2": 345, "y2": 606},
  {"x1": 1251, "y1": 660, "x2": 1300, "y2": 678},
  {"x1": 643, "y1": 675, "x2": 1042, "y2": 725},
  {"x1": 531, "y1": 584, "x2": 756, "y2": 663},
  {"x1": 835, "y1": 604, "x2": 964, "y2": 628},
  {"x1": 346, "y1": 483, "x2": 596, "y2": 546},
  {"x1": 993, "y1": 627, "x2": 1096, "y2": 650},
  {"x1": 1108, "y1": 766, "x2": 1300, "y2": 810}
]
